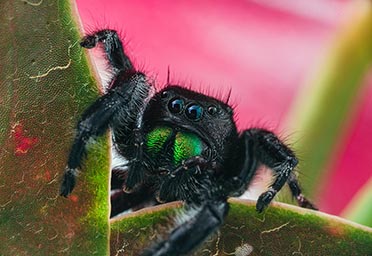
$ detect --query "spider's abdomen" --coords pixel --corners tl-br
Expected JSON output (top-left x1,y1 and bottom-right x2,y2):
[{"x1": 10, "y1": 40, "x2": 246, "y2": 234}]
[{"x1": 145, "y1": 126, "x2": 204, "y2": 166}]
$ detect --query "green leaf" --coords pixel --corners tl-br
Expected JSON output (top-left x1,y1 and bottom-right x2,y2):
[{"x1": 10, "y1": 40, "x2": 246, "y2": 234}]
[
  {"x1": 111, "y1": 200, "x2": 372, "y2": 255},
  {"x1": 0, "y1": 0, "x2": 110, "y2": 254}
]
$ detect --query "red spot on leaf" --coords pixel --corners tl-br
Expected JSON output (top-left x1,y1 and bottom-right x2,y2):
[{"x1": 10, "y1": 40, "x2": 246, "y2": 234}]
[
  {"x1": 11, "y1": 123, "x2": 38, "y2": 155},
  {"x1": 44, "y1": 170, "x2": 52, "y2": 182},
  {"x1": 325, "y1": 224, "x2": 345, "y2": 237},
  {"x1": 69, "y1": 195, "x2": 79, "y2": 203}
]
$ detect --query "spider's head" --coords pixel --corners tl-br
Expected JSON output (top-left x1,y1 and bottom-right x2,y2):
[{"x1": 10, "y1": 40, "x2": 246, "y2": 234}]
[{"x1": 144, "y1": 85, "x2": 238, "y2": 156}]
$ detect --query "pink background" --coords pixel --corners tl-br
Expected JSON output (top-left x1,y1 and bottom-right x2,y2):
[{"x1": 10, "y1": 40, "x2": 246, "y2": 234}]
[{"x1": 75, "y1": 0, "x2": 372, "y2": 216}]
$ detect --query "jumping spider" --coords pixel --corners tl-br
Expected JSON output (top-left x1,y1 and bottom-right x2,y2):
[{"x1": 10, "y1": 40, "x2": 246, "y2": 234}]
[{"x1": 60, "y1": 29, "x2": 316, "y2": 255}]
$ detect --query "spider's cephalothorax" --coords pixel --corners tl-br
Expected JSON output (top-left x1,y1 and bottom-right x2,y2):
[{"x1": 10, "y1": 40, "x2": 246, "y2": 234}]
[{"x1": 60, "y1": 29, "x2": 317, "y2": 256}]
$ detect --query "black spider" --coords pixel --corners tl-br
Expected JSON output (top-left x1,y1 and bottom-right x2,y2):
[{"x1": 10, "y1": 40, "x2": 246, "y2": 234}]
[{"x1": 60, "y1": 29, "x2": 316, "y2": 256}]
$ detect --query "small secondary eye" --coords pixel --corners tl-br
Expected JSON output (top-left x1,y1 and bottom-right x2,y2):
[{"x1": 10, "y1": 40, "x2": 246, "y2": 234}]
[
  {"x1": 186, "y1": 104, "x2": 203, "y2": 121},
  {"x1": 161, "y1": 91, "x2": 169, "y2": 98},
  {"x1": 168, "y1": 98, "x2": 184, "y2": 113},
  {"x1": 207, "y1": 105, "x2": 218, "y2": 116}
]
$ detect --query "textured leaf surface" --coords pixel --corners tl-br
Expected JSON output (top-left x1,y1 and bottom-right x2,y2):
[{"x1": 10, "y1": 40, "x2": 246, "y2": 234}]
[
  {"x1": 111, "y1": 200, "x2": 372, "y2": 256},
  {"x1": 0, "y1": 0, "x2": 109, "y2": 255}
]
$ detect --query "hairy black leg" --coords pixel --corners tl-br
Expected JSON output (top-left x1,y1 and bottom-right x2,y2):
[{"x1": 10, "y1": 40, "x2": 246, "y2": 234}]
[
  {"x1": 122, "y1": 128, "x2": 146, "y2": 193},
  {"x1": 287, "y1": 172, "x2": 318, "y2": 210},
  {"x1": 141, "y1": 200, "x2": 229, "y2": 256},
  {"x1": 61, "y1": 75, "x2": 151, "y2": 197},
  {"x1": 61, "y1": 30, "x2": 152, "y2": 197},
  {"x1": 230, "y1": 133, "x2": 259, "y2": 195},
  {"x1": 60, "y1": 92, "x2": 122, "y2": 197},
  {"x1": 81, "y1": 30, "x2": 152, "y2": 192},
  {"x1": 244, "y1": 128, "x2": 301, "y2": 212},
  {"x1": 80, "y1": 29, "x2": 132, "y2": 73}
]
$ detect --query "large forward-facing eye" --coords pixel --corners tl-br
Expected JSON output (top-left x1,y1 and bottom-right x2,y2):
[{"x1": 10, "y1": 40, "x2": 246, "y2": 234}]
[
  {"x1": 168, "y1": 98, "x2": 184, "y2": 113},
  {"x1": 186, "y1": 104, "x2": 203, "y2": 121}
]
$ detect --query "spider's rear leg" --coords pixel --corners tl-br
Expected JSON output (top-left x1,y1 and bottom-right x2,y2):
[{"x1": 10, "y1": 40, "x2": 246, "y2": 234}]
[
  {"x1": 80, "y1": 29, "x2": 132, "y2": 74},
  {"x1": 287, "y1": 172, "x2": 318, "y2": 210},
  {"x1": 243, "y1": 128, "x2": 316, "y2": 212}
]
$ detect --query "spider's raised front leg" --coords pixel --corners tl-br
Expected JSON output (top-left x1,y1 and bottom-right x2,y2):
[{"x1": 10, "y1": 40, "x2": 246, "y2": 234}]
[
  {"x1": 80, "y1": 29, "x2": 132, "y2": 74},
  {"x1": 60, "y1": 30, "x2": 151, "y2": 197}
]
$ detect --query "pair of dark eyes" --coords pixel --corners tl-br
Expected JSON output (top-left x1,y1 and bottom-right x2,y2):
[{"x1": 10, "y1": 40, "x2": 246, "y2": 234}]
[{"x1": 167, "y1": 98, "x2": 218, "y2": 121}]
